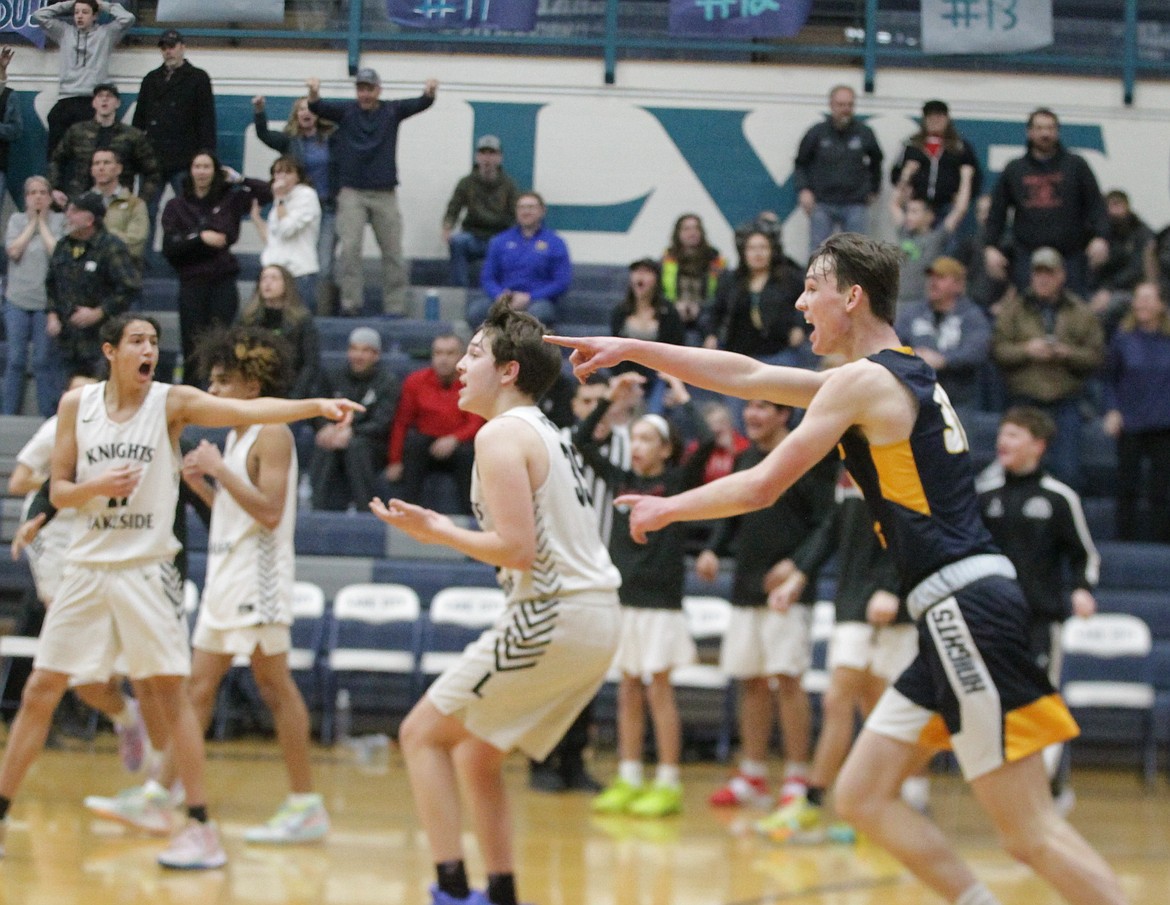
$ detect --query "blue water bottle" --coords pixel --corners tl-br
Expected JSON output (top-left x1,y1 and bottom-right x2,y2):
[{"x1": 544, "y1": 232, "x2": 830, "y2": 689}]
[{"x1": 425, "y1": 289, "x2": 440, "y2": 321}]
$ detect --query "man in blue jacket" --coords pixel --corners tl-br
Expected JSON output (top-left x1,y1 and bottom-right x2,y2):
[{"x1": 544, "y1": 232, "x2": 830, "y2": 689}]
[
  {"x1": 307, "y1": 68, "x2": 437, "y2": 316},
  {"x1": 472, "y1": 192, "x2": 572, "y2": 326}
]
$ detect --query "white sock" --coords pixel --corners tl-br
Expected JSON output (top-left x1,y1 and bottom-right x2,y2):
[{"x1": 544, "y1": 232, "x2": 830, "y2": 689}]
[
  {"x1": 109, "y1": 697, "x2": 136, "y2": 729},
  {"x1": 739, "y1": 759, "x2": 768, "y2": 779},
  {"x1": 618, "y1": 760, "x2": 644, "y2": 787},
  {"x1": 955, "y1": 881, "x2": 1002, "y2": 905},
  {"x1": 654, "y1": 764, "x2": 680, "y2": 788},
  {"x1": 783, "y1": 762, "x2": 809, "y2": 782},
  {"x1": 901, "y1": 776, "x2": 930, "y2": 812}
]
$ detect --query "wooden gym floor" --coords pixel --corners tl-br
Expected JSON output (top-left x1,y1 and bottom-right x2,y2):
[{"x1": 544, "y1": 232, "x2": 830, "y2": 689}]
[{"x1": 0, "y1": 736, "x2": 1167, "y2": 905}]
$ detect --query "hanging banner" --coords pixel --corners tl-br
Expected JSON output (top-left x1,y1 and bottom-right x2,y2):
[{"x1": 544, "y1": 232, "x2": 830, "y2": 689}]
[
  {"x1": 0, "y1": 0, "x2": 48, "y2": 48},
  {"x1": 668, "y1": 0, "x2": 813, "y2": 39},
  {"x1": 387, "y1": 0, "x2": 539, "y2": 32},
  {"x1": 157, "y1": 0, "x2": 286, "y2": 24},
  {"x1": 922, "y1": 0, "x2": 1053, "y2": 54}
]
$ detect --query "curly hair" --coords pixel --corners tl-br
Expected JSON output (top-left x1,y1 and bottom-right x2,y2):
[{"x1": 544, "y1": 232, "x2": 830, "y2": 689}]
[
  {"x1": 478, "y1": 299, "x2": 562, "y2": 400},
  {"x1": 193, "y1": 325, "x2": 293, "y2": 398}
]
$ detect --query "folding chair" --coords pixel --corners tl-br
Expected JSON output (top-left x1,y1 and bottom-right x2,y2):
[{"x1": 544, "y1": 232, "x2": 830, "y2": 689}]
[
  {"x1": 1061, "y1": 613, "x2": 1157, "y2": 785},
  {"x1": 322, "y1": 583, "x2": 422, "y2": 741},
  {"x1": 674, "y1": 595, "x2": 734, "y2": 762},
  {"x1": 418, "y1": 586, "x2": 507, "y2": 688}
]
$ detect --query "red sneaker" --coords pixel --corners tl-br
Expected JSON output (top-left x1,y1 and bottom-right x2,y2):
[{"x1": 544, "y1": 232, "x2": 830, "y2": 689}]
[{"x1": 708, "y1": 773, "x2": 772, "y2": 808}]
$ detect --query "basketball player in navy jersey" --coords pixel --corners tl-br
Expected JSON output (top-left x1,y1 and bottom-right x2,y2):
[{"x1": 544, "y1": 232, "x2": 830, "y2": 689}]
[{"x1": 548, "y1": 233, "x2": 1124, "y2": 905}]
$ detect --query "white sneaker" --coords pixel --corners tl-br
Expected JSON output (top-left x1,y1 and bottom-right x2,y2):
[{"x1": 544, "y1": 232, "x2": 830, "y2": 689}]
[
  {"x1": 84, "y1": 780, "x2": 172, "y2": 835},
  {"x1": 157, "y1": 820, "x2": 227, "y2": 870},
  {"x1": 244, "y1": 795, "x2": 330, "y2": 844}
]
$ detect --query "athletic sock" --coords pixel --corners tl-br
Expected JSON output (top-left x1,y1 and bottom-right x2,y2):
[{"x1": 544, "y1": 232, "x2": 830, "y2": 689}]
[
  {"x1": 901, "y1": 776, "x2": 930, "y2": 812},
  {"x1": 618, "y1": 760, "x2": 644, "y2": 786},
  {"x1": 187, "y1": 805, "x2": 208, "y2": 824},
  {"x1": 955, "y1": 881, "x2": 1003, "y2": 905},
  {"x1": 0, "y1": 796, "x2": 10, "y2": 821},
  {"x1": 109, "y1": 697, "x2": 136, "y2": 729},
  {"x1": 288, "y1": 792, "x2": 321, "y2": 808},
  {"x1": 436, "y1": 860, "x2": 470, "y2": 899},
  {"x1": 739, "y1": 759, "x2": 768, "y2": 779},
  {"x1": 654, "y1": 764, "x2": 680, "y2": 787},
  {"x1": 486, "y1": 872, "x2": 517, "y2": 905},
  {"x1": 806, "y1": 786, "x2": 825, "y2": 807}
]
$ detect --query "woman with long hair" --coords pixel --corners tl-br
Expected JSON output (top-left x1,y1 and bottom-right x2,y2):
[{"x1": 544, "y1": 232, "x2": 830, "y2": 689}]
[
  {"x1": 890, "y1": 99, "x2": 981, "y2": 237},
  {"x1": 238, "y1": 264, "x2": 321, "y2": 400},
  {"x1": 162, "y1": 149, "x2": 271, "y2": 385},
  {"x1": 252, "y1": 95, "x2": 338, "y2": 310},
  {"x1": 1102, "y1": 281, "x2": 1170, "y2": 542},
  {"x1": 609, "y1": 258, "x2": 685, "y2": 407},
  {"x1": 660, "y1": 213, "x2": 725, "y2": 340},
  {"x1": 252, "y1": 155, "x2": 322, "y2": 311},
  {"x1": 706, "y1": 229, "x2": 806, "y2": 363}
]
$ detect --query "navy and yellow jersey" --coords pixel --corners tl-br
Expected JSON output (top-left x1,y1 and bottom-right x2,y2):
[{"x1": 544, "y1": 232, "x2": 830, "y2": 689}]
[{"x1": 837, "y1": 348, "x2": 998, "y2": 597}]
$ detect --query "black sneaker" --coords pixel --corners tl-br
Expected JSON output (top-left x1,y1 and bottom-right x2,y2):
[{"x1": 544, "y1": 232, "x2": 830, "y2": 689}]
[
  {"x1": 528, "y1": 763, "x2": 567, "y2": 793},
  {"x1": 561, "y1": 766, "x2": 603, "y2": 793}
]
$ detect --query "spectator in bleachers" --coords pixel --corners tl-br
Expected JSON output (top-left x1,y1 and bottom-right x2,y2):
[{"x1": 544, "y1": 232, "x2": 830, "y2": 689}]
[
  {"x1": 45, "y1": 192, "x2": 139, "y2": 378},
  {"x1": 706, "y1": 229, "x2": 805, "y2": 363},
  {"x1": 252, "y1": 94, "x2": 336, "y2": 312},
  {"x1": 894, "y1": 256, "x2": 992, "y2": 411},
  {"x1": 310, "y1": 326, "x2": 399, "y2": 512},
  {"x1": 890, "y1": 196, "x2": 945, "y2": 308},
  {"x1": 1087, "y1": 190, "x2": 1153, "y2": 334},
  {"x1": 307, "y1": 69, "x2": 437, "y2": 316},
  {"x1": 48, "y1": 83, "x2": 159, "y2": 204},
  {"x1": 687, "y1": 400, "x2": 749, "y2": 485},
  {"x1": 32, "y1": 0, "x2": 135, "y2": 158},
  {"x1": 984, "y1": 108, "x2": 1109, "y2": 296},
  {"x1": 162, "y1": 150, "x2": 272, "y2": 385},
  {"x1": 3, "y1": 177, "x2": 65, "y2": 415},
  {"x1": 660, "y1": 213, "x2": 725, "y2": 342},
  {"x1": 251, "y1": 155, "x2": 322, "y2": 311},
  {"x1": 608, "y1": 258, "x2": 684, "y2": 409},
  {"x1": 794, "y1": 85, "x2": 883, "y2": 252},
  {"x1": 134, "y1": 29, "x2": 217, "y2": 257},
  {"x1": 695, "y1": 401, "x2": 834, "y2": 818},
  {"x1": 442, "y1": 134, "x2": 519, "y2": 289},
  {"x1": 580, "y1": 373, "x2": 716, "y2": 819},
  {"x1": 890, "y1": 99, "x2": 980, "y2": 249},
  {"x1": 976, "y1": 405, "x2": 1099, "y2": 810},
  {"x1": 89, "y1": 148, "x2": 148, "y2": 266},
  {"x1": 992, "y1": 247, "x2": 1104, "y2": 489},
  {"x1": 237, "y1": 265, "x2": 321, "y2": 400},
  {"x1": 957, "y1": 194, "x2": 1012, "y2": 314},
  {"x1": 1102, "y1": 282, "x2": 1170, "y2": 543},
  {"x1": 473, "y1": 191, "x2": 571, "y2": 327},
  {"x1": 0, "y1": 47, "x2": 23, "y2": 210},
  {"x1": 385, "y1": 333, "x2": 483, "y2": 514},
  {"x1": 1146, "y1": 221, "x2": 1170, "y2": 292}
]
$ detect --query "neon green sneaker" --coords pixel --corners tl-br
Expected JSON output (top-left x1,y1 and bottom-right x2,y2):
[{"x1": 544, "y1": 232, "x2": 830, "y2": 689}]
[
  {"x1": 592, "y1": 779, "x2": 644, "y2": 814},
  {"x1": 626, "y1": 783, "x2": 682, "y2": 818},
  {"x1": 754, "y1": 794, "x2": 823, "y2": 842}
]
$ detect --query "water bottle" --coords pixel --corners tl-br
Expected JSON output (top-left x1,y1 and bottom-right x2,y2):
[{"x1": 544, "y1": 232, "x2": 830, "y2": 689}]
[
  {"x1": 334, "y1": 688, "x2": 352, "y2": 745},
  {"x1": 298, "y1": 473, "x2": 313, "y2": 512},
  {"x1": 424, "y1": 289, "x2": 441, "y2": 322}
]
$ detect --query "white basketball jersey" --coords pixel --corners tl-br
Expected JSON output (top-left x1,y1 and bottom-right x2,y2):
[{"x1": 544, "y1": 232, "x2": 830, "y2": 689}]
[
  {"x1": 471, "y1": 406, "x2": 620, "y2": 606},
  {"x1": 70, "y1": 382, "x2": 180, "y2": 564},
  {"x1": 200, "y1": 424, "x2": 296, "y2": 629}
]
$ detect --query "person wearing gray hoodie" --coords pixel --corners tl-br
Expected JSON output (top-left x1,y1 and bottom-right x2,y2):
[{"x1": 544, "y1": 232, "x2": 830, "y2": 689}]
[{"x1": 32, "y1": 0, "x2": 135, "y2": 158}]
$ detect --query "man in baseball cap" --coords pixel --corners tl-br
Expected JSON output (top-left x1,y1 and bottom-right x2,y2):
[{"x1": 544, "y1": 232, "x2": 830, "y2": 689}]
[
  {"x1": 157, "y1": 28, "x2": 183, "y2": 47},
  {"x1": 354, "y1": 67, "x2": 381, "y2": 88},
  {"x1": 442, "y1": 134, "x2": 519, "y2": 287}
]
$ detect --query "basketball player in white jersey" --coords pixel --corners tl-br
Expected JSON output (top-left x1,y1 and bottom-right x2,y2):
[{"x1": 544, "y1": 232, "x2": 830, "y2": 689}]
[
  {"x1": 84, "y1": 325, "x2": 329, "y2": 844},
  {"x1": 0, "y1": 314, "x2": 361, "y2": 869},
  {"x1": 370, "y1": 299, "x2": 622, "y2": 905}
]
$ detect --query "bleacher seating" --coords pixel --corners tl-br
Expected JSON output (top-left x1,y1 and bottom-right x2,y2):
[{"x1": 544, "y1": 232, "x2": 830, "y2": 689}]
[{"x1": 315, "y1": 317, "x2": 456, "y2": 358}]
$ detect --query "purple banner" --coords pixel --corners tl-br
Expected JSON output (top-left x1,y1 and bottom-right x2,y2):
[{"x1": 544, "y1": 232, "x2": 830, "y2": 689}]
[
  {"x1": 387, "y1": 0, "x2": 538, "y2": 32},
  {"x1": 0, "y1": 0, "x2": 48, "y2": 49},
  {"x1": 669, "y1": 0, "x2": 813, "y2": 39}
]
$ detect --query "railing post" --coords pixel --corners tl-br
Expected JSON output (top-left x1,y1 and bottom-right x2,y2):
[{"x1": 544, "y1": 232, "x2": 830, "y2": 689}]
[
  {"x1": 348, "y1": 0, "x2": 364, "y2": 76},
  {"x1": 863, "y1": 0, "x2": 879, "y2": 93},
  {"x1": 603, "y1": 0, "x2": 618, "y2": 85},
  {"x1": 1123, "y1": 0, "x2": 1138, "y2": 106}
]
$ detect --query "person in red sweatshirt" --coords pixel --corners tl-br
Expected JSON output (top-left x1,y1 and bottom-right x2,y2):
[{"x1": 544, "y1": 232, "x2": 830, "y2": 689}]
[{"x1": 385, "y1": 333, "x2": 484, "y2": 514}]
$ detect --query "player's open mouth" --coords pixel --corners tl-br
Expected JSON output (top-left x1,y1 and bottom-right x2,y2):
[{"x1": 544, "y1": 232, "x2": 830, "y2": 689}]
[{"x1": 139, "y1": 362, "x2": 153, "y2": 376}]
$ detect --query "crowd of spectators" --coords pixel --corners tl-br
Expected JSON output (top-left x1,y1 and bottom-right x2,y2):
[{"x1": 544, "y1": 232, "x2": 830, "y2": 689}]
[{"x1": 0, "y1": 25, "x2": 1168, "y2": 541}]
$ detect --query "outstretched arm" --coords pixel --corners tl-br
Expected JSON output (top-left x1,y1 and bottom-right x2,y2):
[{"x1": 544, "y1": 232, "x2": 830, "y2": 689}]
[
  {"x1": 615, "y1": 369, "x2": 859, "y2": 542},
  {"x1": 167, "y1": 384, "x2": 362, "y2": 432},
  {"x1": 545, "y1": 334, "x2": 827, "y2": 408}
]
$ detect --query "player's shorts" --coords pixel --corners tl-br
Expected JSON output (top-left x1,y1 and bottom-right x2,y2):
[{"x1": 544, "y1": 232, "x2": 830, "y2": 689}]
[
  {"x1": 25, "y1": 519, "x2": 71, "y2": 605},
  {"x1": 192, "y1": 620, "x2": 292, "y2": 658},
  {"x1": 719, "y1": 604, "x2": 812, "y2": 679},
  {"x1": 35, "y1": 559, "x2": 190, "y2": 682},
  {"x1": 428, "y1": 592, "x2": 620, "y2": 761},
  {"x1": 866, "y1": 570, "x2": 1079, "y2": 781},
  {"x1": 828, "y1": 621, "x2": 918, "y2": 682},
  {"x1": 611, "y1": 606, "x2": 696, "y2": 677}
]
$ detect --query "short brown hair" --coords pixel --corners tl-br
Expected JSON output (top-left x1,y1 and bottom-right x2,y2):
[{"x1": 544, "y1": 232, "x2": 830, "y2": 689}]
[
  {"x1": 1000, "y1": 406, "x2": 1056, "y2": 443},
  {"x1": 809, "y1": 233, "x2": 901, "y2": 325},
  {"x1": 478, "y1": 299, "x2": 562, "y2": 400}
]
